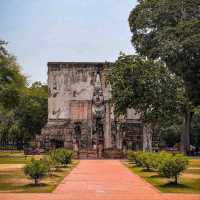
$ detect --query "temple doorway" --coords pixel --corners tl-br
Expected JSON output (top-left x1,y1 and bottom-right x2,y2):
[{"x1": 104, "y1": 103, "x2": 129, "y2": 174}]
[
  {"x1": 50, "y1": 139, "x2": 64, "y2": 149},
  {"x1": 92, "y1": 117, "x2": 104, "y2": 158}
]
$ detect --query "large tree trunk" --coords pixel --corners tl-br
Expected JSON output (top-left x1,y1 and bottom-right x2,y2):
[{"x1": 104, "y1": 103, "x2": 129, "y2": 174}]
[
  {"x1": 143, "y1": 124, "x2": 152, "y2": 152},
  {"x1": 174, "y1": 175, "x2": 178, "y2": 185},
  {"x1": 34, "y1": 178, "x2": 38, "y2": 185},
  {"x1": 181, "y1": 111, "x2": 193, "y2": 155}
]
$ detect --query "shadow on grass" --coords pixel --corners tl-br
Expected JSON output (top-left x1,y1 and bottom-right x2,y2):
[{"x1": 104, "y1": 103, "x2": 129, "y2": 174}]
[
  {"x1": 55, "y1": 168, "x2": 64, "y2": 172},
  {"x1": 56, "y1": 165, "x2": 69, "y2": 168},
  {"x1": 22, "y1": 183, "x2": 49, "y2": 188},
  {"x1": 149, "y1": 174, "x2": 161, "y2": 178},
  {"x1": 0, "y1": 183, "x2": 20, "y2": 191},
  {"x1": 141, "y1": 169, "x2": 156, "y2": 172},
  {"x1": 160, "y1": 182, "x2": 191, "y2": 189},
  {"x1": 49, "y1": 173, "x2": 60, "y2": 177}
]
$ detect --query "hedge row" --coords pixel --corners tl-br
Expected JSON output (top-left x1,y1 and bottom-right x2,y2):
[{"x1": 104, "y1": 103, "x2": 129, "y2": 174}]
[{"x1": 127, "y1": 151, "x2": 189, "y2": 184}]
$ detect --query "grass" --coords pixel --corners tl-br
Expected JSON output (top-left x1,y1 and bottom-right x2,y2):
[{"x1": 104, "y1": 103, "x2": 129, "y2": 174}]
[
  {"x1": 125, "y1": 158, "x2": 200, "y2": 193},
  {"x1": 0, "y1": 151, "x2": 79, "y2": 193},
  {"x1": 188, "y1": 158, "x2": 200, "y2": 168},
  {"x1": 183, "y1": 158, "x2": 200, "y2": 175},
  {"x1": 184, "y1": 168, "x2": 200, "y2": 174},
  {"x1": 0, "y1": 151, "x2": 43, "y2": 164}
]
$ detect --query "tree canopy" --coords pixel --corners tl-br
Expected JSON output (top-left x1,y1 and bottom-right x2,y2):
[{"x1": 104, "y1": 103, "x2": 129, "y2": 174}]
[
  {"x1": 109, "y1": 54, "x2": 183, "y2": 128},
  {"x1": 129, "y1": 0, "x2": 200, "y2": 106},
  {"x1": 0, "y1": 42, "x2": 26, "y2": 109},
  {"x1": 0, "y1": 41, "x2": 48, "y2": 149}
]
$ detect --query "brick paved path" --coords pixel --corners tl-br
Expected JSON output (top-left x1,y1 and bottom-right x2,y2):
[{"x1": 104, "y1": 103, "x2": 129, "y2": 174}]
[{"x1": 0, "y1": 160, "x2": 199, "y2": 200}]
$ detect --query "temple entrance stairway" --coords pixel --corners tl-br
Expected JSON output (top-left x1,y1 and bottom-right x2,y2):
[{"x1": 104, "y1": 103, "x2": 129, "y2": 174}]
[
  {"x1": 77, "y1": 149, "x2": 98, "y2": 159},
  {"x1": 76, "y1": 148, "x2": 124, "y2": 159}
]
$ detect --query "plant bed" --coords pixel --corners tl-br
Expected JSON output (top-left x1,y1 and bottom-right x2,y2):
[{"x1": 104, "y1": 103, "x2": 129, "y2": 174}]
[
  {"x1": 0, "y1": 150, "x2": 78, "y2": 193},
  {"x1": 0, "y1": 160, "x2": 78, "y2": 193},
  {"x1": 125, "y1": 152, "x2": 200, "y2": 193}
]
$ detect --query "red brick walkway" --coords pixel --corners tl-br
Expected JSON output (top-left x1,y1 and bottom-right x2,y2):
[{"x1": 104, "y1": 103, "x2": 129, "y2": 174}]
[{"x1": 0, "y1": 160, "x2": 199, "y2": 200}]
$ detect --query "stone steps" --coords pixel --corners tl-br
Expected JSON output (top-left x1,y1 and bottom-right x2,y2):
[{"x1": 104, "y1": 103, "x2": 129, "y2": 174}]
[
  {"x1": 78, "y1": 149, "x2": 98, "y2": 159},
  {"x1": 75, "y1": 149, "x2": 124, "y2": 159}
]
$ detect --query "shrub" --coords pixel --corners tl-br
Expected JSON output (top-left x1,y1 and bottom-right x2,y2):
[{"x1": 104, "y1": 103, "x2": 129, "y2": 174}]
[
  {"x1": 127, "y1": 151, "x2": 136, "y2": 164},
  {"x1": 155, "y1": 151, "x2": 172, "y2": 169},
  {"x1": 42, "y1": 155, "x2": 57, "y2": 176},
  {"x1": 50, "y1": 148, "x2": 74, "y2": 167},
  {"x1": 24, "y1": 158, "x2": 48, "y2": 185},
  {"x1": 128, "y1": 151, "x2": 143, "y2": 166},
  {"x1": 133, "y1": 151, "x2": 144, "y2": 167},
  {"x1": 158, "y1": 153, "x2": 189, "y2": 184},
  {"x1": 127, "y1": 151, "x2": 143, "y2": 166},
  {"x1": 140, "y1": 152, "x2": 159, "y2": 171},
  {"x1": 49, "y1": 149, "x2": 59, "y2": 166}
]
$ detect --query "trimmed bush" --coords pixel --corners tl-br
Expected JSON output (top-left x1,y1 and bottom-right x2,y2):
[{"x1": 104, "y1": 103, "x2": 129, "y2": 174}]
[
  {"x1": 24, "y1": 158, "x2": 48, "y2": 185},
  {"x1": 127, "y1": 151, "x2": 189, "y2": 184},
  {"x1": 127, "y1": 151, "x2": 142, "y2": 167},
  {"x1": 127, "y1": 151, "x2": 159, "y2": 170},
  {"x1": 158, "y1": 153, "x2": 189, "y2": 184},
  {"x1": 140, "y1": 152, "x2": 159, "y2": 171},
  {"x1": 127, "y1": 151, "x2": 137, "y2": 163},
  {"x1": 155, "y1": 151, "x2": 172, "y2": 169},
  {"x1": 50, "y1": 148, "x2": 74, "y2": 167}
]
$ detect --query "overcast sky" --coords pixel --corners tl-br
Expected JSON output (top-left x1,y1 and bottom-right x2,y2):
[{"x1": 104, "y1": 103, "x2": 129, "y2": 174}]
[{"x1": 1, "y1": 0, "x2": 137, "y2": 83}]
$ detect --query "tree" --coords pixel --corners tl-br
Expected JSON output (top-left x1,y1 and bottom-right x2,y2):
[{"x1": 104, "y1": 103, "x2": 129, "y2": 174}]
[
  {"x1": 14, "y1": 82, "x2": 48, "y2": 147},
  {"x1": 0, "y1": 52, "x2": 26, "y2": 109},
  {"x1": 128, "y1": 0, "x2": 200, "y2": 153},
  {"x1": 109, "y1": 54, "x2": 183, "y2": 137},
  {"x1": 24, "y1": 158, "x2": 48, "y2": 185},
  {"x1": 191, "y1": 112, "x2": 200, "y2": 148},
  {"x1": 0, "y1": 40, "x2": 47, "y2": 149},
  {"x1": 160, "y1": 125, "x2": 181, "y2": 147},
  {"x1": 0, "y1": 41, "x2": 27, "y2": 149},
  {"x1": 0, "y1": 40, "x2": 8, "y2": 56}
]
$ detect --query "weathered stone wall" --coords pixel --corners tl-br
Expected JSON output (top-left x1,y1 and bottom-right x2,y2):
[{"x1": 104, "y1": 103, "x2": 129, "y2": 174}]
[
  {"x1": 48, "y1": 63, "x2": 100, "y2": 120},
  {"x1": 37, "y1": 62, "x2": 156, "y2": 157},
  {"x1": 38, "y1": 62, "x2": 113, "y2": 153}
]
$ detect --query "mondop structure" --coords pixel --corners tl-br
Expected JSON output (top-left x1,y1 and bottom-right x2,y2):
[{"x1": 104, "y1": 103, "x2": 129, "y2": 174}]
[{"x1": 36, "y1": 62, "x2": 159, "y2": 158}]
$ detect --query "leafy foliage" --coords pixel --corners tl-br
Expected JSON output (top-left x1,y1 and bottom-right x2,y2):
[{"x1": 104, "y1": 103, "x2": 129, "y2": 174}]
[
  {"x1": 158, "y1": 153, "x2": 189, "y2": 184},
  {"x1": 0, "y1": 40, "x2": 8, "y2": 57},
  {"x1": 15, "y1": 82, "x2": 48, "y2": 144},
  {"x1": 0, "y1": 40, "x2": 48, "y2": 149},
  {"x1": 128, "y1": 151, "x2": 160, "y2": 171},
  {"x1": 109, "y1": 54, "x2": 183, "y2": 128},
  {"x1": 0, "y1": 52, "x2": 26, "y2": 109},
  {"x1": 160, "y1": 125, "x2": 181, "y2": 147},
  {"x1": 24, "y1": 149, "x2": 74, "y2": 185},
  {"x1": 24, "y1": 158, "x2": 48, "y2": 185},
  {"x1": 42, "y1": 155, "x2": 57, "y2": 176},
  {"x1": 127, "y1": 151, "x2": 188, "y2": 184},
  {"x1": 50, "y1": 148, "x2": 74, "y2": 166},
  {"x1": 129, "y1": 0, "x2": 200, "y2": 106},
  {"x1": 127, "y1": 151, "x2": 143, "y2": 166}
]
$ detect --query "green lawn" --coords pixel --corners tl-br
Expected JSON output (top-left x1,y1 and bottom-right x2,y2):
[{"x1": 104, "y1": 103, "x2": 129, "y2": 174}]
[
  {"x1": 0, "y1": 151, "x2": 78, "y2": 193},
  {"x1": 188, "y1": 158, "x2": 200, "y2": 168},
  {"x1": 125, "y1": 158, "x2": 200, "y2": 193},
  {"x1": 0, "y1": 151, "x2": 43, "y2": 164}
]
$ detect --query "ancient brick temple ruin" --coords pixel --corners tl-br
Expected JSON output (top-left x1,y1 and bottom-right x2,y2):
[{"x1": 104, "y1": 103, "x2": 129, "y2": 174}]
[{"x1": 36, "y1": 62, "x2": 159, "y2": 158}]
